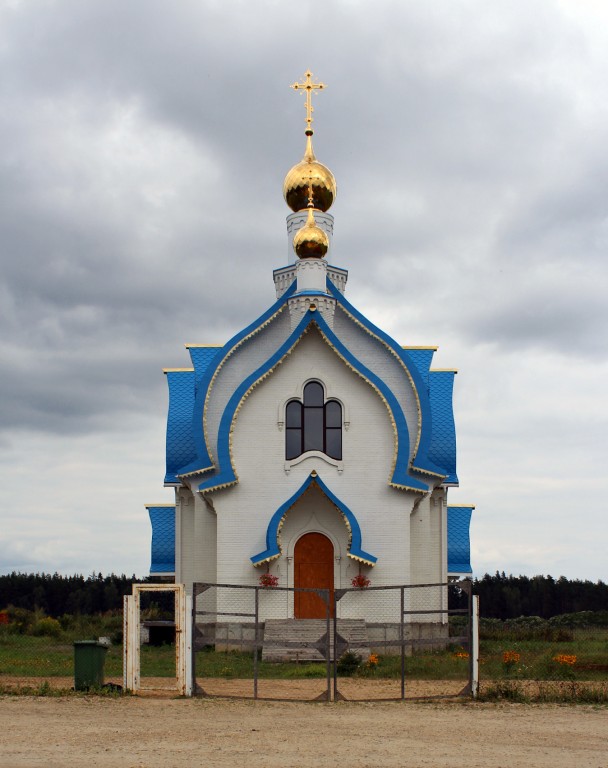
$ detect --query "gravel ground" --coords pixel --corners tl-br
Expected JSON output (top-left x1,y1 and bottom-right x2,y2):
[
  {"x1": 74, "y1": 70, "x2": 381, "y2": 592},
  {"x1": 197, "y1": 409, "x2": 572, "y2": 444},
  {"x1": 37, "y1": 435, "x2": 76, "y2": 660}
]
[{"x1": 1, "y1": 691, "x2": 607, "y2": 767}]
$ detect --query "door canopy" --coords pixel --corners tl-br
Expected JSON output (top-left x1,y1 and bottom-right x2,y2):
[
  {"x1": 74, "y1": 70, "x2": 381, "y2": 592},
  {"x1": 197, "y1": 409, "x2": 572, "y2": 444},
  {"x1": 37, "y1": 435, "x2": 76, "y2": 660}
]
[{"x1": 250, "y1": 472, "x2": 377, "y2": 567}]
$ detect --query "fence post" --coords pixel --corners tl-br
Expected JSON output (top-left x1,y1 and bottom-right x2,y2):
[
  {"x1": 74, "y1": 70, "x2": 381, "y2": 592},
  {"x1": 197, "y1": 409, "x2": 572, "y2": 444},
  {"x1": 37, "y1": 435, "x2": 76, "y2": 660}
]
[
  {"x1": 471, "y1": 594, "x2": 479, "y2": 699},
  {"x1": 184, "y1": 593, "x2": 193, "y2": 696},
  {"x1": 253, "y1": 587, "x2": 259, "y2": 700},
  {"x1": 122, "y1": 595, "x2": 129, "y2": 691},
  {"x1": 400, "y1": 586, "x2": 405, "y2": 700},
  {"x1": 191, "y1": 585, "x2": 197, "y2": 695}
]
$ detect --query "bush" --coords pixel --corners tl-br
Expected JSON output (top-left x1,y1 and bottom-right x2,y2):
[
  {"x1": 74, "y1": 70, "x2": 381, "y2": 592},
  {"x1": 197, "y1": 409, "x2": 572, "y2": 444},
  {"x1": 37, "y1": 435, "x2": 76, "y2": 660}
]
[
  {"x1": 30, "y1": 617, "x2": 62, "y2": 638},
  {"x1": 479, "y1": 615, "x2": 575, "y2": 642},
  {"x1": 337, "y1": 651, "x2": 362, "y2": 676},
  {"x1": 6, "y1": 606, "x2": 36, "y2": 634},
  {"x1": 549, "y1": 611, "x2": 608, "y2": 628}
]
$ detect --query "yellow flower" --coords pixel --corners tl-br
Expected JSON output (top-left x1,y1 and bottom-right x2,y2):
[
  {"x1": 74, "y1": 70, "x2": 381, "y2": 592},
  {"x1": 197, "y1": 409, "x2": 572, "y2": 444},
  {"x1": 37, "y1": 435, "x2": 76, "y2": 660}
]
[{"x1": 553, "y1": 654, "x2": 577, "y2": 666}]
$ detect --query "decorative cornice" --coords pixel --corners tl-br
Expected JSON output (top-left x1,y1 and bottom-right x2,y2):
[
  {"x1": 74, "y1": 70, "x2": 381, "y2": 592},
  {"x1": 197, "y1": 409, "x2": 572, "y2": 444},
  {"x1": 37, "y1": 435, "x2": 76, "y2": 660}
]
[
  {"x1": 251, "y1": 473, "x2": 377, "y2": 567},
  {"x1": 163, "y1": 368, "x2": 194, "y2": 373}
]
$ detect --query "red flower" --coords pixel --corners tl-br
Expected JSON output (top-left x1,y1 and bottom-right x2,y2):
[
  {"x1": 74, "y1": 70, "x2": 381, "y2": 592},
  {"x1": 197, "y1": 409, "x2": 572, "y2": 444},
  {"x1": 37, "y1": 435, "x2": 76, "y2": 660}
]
[
  {"x1": 259, "y1": 573, "x2": 279, "y2": 588},
  {"x1": 351, "y1": 574, "x2": 371, "y2": 589}
]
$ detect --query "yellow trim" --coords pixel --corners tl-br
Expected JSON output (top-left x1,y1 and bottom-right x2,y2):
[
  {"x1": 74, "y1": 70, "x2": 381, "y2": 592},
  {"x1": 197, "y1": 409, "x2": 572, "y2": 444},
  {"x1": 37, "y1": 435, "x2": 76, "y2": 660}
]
[
  {"x1": 196, "y1": 478, "x2": 238, "y2": 494},
  {"x1": 185, "y1": 344, "x2": 224, "y2": 348},
  {"x1": 347, "y1": 553, "x2": 376, "y2": 566},
  {"x1": 410, "y1": 465, "x2": 445, "y2": 479},
  {"x1": 163, "y1": 368, "x2": 194, "y2": 373},
  {"x1": 144, "y1": 503, "x2": 175, "y2": 508},
  {"x1": 252, "y1": 555, "x2": 280, "y2": 567},
  {"x1": 448, "y1": 504, "x2": 476, "y2": 509},
  {"x1": 401, "y1": 345, "x2": 438, "y2": 350},
  {"x1": 389, "y1": 481, "x2": 426, "y2": 495},
  {"x1": 178, "y1": 464, "x2": 215, "y2": 479},
  {"x1": 430, "y1": 368, "x2": 458, "y2": 373}
]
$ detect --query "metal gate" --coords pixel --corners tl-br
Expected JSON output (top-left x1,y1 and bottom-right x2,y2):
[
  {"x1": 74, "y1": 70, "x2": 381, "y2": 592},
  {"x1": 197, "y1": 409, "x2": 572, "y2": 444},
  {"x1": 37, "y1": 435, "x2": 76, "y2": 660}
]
[{"x1": 192, "y1": 580, "x2": 478, "y2": 701}]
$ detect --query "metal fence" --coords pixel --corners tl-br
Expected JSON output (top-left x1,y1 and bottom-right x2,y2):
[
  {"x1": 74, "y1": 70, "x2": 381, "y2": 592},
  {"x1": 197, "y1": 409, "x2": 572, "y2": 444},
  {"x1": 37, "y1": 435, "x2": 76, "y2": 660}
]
[
  {"x1": 191, "y1": 580, "x2": 476, "y2": 702},
  {"x1": 477, "y1": 617, "x2": 608, "y2": 700},
  {"x1": 2, "y1": 590, "x2": 607, "y2": 702}
]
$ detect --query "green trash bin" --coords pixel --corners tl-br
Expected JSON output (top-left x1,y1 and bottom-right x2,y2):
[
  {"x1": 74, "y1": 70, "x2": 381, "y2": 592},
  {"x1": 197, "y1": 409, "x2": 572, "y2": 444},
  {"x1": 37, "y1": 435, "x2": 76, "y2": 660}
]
[{"x1": 73, "y1": 640, "x2": 108, "y2": 690}]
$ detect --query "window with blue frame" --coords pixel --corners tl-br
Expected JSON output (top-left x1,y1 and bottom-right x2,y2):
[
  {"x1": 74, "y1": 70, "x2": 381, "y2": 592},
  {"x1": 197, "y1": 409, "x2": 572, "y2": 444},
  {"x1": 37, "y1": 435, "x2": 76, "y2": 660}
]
[{"x1": 286, "y1": 381, "x2": 342, "y2": 460}]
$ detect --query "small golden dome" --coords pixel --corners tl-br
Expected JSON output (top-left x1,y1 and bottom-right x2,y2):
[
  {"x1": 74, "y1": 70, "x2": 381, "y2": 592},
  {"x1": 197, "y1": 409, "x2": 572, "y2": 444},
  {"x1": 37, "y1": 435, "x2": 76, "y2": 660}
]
[
  {"x1": 283, "y1": 133, "x2": 337, "y2": 213},
  {"x1": 293, "y1": 206, "x2": 329, "y2": 259}
]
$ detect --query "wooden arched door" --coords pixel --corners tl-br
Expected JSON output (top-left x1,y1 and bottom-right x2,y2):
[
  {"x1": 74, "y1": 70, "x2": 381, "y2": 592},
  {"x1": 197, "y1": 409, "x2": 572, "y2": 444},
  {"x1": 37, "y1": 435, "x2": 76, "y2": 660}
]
[{"x1": 294, "y1": 532, "x2": 335, "y2": 619}]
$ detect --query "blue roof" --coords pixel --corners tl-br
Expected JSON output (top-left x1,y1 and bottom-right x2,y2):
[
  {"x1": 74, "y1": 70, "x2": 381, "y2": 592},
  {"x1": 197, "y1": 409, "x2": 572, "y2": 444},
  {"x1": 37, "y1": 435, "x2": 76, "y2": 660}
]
[
  {"x1": 188, "y1": 346, "x2": 221, "y2": 387},
  {"x1": 447, "y1": 505, "x2": 473, "y2": 574},
  {"x1": 403, "y1": 349, "x2": 435, "y2": 389},
  {"x1": 163, "y1": 278, "x2": 457, "y2": 492},
  {"x1": 165, "y1": 371, "x2": 197, "y2": 484},
  {"x1": 428, "y1": 371, "x2": 458, "y2": 484},
  {"x1": 147, "y1": 506, "x2": 175, "y2": 574}
]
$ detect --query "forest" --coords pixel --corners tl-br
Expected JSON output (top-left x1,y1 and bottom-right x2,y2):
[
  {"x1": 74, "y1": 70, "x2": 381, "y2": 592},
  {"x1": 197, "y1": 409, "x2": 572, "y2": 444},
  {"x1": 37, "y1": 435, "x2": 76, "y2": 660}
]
[{"x1": 0, "y1": 570, "x2": 606, "y2": 620}]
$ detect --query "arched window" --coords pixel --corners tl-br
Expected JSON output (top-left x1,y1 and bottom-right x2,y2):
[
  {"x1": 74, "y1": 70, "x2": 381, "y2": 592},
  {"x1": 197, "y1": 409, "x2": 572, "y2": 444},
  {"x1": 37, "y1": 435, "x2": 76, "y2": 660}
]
[{"x1": 285, "y1": 382, "x2": 342, "y2": 460}]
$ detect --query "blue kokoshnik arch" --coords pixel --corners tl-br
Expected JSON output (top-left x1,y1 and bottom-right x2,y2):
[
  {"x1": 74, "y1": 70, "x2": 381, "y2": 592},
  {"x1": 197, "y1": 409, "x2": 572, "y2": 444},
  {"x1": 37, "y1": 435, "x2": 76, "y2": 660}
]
[
  {"x1": 194, "y1": 303, "x2": 431, "y2": 494},
  {"x1": 251, "y1": 473, "x2": 377, "y2": 567},
  {"x1": 326, "y1": 279, "x2": 446, "y2": 479},
  {"x1": 177, "y1": 280, "x2": 298, "y2": 478}
]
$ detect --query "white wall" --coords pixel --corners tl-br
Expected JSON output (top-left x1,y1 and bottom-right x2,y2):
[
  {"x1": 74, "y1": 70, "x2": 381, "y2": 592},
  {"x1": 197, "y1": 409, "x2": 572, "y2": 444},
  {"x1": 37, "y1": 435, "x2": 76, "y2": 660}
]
[{"x1": 205, "y1": 329, "x2": 423, "y2": 621}]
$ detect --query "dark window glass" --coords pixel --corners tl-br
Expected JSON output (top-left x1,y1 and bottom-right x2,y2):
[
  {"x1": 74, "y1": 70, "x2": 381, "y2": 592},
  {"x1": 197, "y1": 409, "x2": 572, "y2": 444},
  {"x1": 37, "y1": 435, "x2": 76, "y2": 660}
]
[
  {"x1": 286, "y1": 429, "x2": 302, "y2": 460},
  {"x1": 303, "y1": 381, "x2": 324, "y2": 407},
  {"x1": 325, "y1": 428, "x2": 342, "y2": 460},
  {"x1": 285, "y1": 382, "x2": 343, "y2": 461},
  {"x1": 325, "y1": 400, "x2": 341, "y2": 428},
  {"x1": 303, "y1": 408, "x2": 323, "y2": 452},
  {"x1": 286, "y1": 401, "x2": 302, "y2": 428}
]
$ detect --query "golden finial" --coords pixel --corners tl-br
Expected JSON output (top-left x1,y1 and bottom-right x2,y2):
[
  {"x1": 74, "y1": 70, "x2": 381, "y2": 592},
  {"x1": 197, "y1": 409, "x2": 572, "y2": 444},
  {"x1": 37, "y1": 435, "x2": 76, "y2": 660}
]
[
  {"x1": 290, "y1": 70, "x2": 326, "y2": 135},
  {"x1": 292, "y1": 179, "x2": 329, "y2": 259},
  {"x1": 284, "y1": 69, "x2": 336, "y2": 213}
]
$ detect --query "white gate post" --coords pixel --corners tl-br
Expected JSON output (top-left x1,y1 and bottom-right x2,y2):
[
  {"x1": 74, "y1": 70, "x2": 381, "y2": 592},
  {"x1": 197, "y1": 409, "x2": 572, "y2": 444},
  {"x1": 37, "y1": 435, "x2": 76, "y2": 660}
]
[
  {"x1": 471, "y1": 594, "x2": 480, "y2": 699},
  {"x1": 123, "y1": 594, "x2": 139, "y2": 692},
  {"x1": 184, "y1": 594, "x2": 193, "y2": 696}
]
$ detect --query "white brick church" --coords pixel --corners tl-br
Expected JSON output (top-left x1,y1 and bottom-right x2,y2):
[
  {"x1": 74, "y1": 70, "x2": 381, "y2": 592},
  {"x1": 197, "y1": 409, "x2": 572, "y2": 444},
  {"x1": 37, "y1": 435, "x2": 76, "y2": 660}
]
[{"x1": 146, "y1": 72, "x2": 473, "y2": 624}]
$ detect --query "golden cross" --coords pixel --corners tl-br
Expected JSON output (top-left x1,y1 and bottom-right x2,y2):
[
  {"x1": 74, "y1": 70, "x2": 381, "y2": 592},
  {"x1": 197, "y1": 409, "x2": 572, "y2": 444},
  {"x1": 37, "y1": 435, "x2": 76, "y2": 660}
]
[{"x1": 290, "y1": 70, "x2": 326, "y2": 133}]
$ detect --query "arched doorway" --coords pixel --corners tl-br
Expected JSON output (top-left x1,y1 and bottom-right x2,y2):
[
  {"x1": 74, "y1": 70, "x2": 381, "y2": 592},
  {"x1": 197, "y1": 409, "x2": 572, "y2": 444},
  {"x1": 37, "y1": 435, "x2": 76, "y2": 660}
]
[{"x1": 294, "y1": 532, "x2": 335, "y2": 619}]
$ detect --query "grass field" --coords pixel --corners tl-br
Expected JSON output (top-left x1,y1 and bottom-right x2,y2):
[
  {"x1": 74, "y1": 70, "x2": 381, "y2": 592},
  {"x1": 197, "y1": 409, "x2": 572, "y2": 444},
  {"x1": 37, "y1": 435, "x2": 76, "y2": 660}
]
[{"x1": 1, "y1": 625, "x2": 607, "y2": 682}]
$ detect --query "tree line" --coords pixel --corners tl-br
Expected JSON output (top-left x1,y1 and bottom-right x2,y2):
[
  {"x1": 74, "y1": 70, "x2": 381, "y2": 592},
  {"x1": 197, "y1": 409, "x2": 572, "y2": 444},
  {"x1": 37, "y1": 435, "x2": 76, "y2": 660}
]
[
  {"x1": 0, "y1": 570, "x2": 606, "y2": 619},
  {"x1": 0, "y1": 572, "x2": 142, "y2": 616},
  {"x1": 472, "y1": 572, "x2": 608, "y2": 620}
]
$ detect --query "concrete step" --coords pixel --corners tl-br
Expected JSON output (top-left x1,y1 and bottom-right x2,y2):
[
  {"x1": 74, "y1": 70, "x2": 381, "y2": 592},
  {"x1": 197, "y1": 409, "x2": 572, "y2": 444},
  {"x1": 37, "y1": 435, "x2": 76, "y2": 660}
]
[{"x1": 262, "y1": 619, "x2": 371, "y2": 662}]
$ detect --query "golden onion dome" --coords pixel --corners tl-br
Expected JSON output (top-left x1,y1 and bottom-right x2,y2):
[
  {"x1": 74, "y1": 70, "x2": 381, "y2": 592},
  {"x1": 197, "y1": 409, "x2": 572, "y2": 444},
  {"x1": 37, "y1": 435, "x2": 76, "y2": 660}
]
[
  {"x1": 293, "y1": 206, "x2": 329, "y2": 259},
  {"x1": 283, "y1": 132, "x2": 337, "y2": 213}
]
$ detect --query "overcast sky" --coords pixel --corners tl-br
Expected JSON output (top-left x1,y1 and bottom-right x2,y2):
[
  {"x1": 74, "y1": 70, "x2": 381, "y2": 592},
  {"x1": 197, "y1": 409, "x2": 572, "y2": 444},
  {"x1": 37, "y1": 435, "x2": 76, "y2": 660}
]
[{"x1": 1, "y1": 0, "x2": 606, "y2": 582}]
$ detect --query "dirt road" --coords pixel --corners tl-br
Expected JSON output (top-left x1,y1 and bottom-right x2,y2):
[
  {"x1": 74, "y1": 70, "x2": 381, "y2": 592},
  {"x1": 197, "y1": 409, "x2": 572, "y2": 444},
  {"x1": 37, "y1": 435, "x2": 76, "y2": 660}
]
[{"x1": 1, "y1": 696, "x2": 607, "y2": 768}]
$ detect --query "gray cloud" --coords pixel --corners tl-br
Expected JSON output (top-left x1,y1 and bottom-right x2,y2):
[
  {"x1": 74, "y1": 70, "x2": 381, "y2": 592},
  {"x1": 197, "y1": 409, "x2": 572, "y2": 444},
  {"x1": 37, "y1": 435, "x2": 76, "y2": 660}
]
[{"x1": 1, "y1": 0, "x2": 607, "y2": 578}]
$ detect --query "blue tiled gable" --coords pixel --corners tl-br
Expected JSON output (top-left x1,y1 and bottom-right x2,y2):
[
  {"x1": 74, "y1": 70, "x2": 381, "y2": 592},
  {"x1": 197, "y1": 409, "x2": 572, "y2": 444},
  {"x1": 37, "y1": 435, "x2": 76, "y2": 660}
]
[
  {"x1": 403, "y1": 348, "x2": 435, "y2": 390},
  {"x1": 147, "y1": 505, "x2": 175, "y2": 575},
  {"x1": 428, "y1": 370, "x2": 458, "y2": 485},
  {"x1": 447, "y1": 505, "x2": 473, "y2": 574},
  {"x1": 165, "y1": 371, "x2": 197, "y2": 484},
  {"x1": 187, "y1": 346, "x2": 221, "y2": 389}
]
